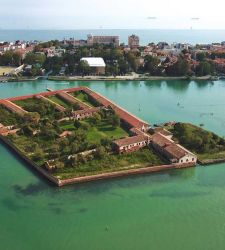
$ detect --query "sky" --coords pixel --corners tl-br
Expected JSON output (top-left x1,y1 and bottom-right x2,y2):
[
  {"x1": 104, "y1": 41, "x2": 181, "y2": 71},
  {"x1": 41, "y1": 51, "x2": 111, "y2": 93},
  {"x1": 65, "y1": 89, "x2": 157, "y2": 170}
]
[{"x1": 1, "y1": 0, "x2": 225, "y2": 29}]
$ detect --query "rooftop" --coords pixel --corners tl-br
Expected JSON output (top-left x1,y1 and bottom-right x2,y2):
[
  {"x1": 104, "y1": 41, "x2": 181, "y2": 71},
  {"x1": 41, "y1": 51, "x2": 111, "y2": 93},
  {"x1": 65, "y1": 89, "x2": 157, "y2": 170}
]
[
  {"x1": 114, "y1": 135, "x2": 149, "y2": 147},
  {"x1": 81, "y1": 57, "x2": 106, "y2": 67},
  {"x1": 152, "y1": 132, "x2": 191, "y2": 160}
]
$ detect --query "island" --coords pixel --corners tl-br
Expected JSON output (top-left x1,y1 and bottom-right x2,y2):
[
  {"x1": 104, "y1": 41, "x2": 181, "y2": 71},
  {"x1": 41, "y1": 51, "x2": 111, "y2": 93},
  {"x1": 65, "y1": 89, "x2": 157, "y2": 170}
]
[{"x1": 1, "y1": 86, "x2": 223, "y2": 186}]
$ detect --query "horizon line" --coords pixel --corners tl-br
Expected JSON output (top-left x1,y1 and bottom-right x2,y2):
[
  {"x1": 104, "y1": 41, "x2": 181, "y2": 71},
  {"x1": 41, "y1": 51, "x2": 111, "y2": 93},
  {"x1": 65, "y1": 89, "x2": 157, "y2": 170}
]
[{"x1": 2, "y1": 28, "x2": 225, "y2": 31}]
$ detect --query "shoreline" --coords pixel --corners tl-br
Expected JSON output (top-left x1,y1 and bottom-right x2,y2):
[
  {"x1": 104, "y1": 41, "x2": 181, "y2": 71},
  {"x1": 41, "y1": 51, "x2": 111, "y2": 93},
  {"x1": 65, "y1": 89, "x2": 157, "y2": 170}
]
[
  {"x1": 198, "y1": 158, "x2": 225, "y2": 165},
  {"x1": 0, "y1": 76, "x2": 40, "y2": 82},
  {"x1": 0, "y1": 75, "x2": 220, "y2": 83},
  {"x1": 48, "y1": 75, "x2": 219, "y2": 82},
  {"x1": 0, "y1": 134, "x2": 196, "y2": 187}
]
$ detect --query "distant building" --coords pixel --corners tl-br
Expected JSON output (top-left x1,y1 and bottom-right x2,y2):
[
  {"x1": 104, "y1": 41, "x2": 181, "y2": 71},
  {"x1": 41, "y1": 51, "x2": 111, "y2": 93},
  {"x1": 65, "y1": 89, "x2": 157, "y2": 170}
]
[
  {"x1": 87, "y1": 35, "x2": 119, "y2": 47},
  {"x1": 63, "y1": 38, "x2": 87, "y2": 47},
  {"x1": 81, "y1": 57, "x2": 106, "y2": 74},
  {"x1": 128, "y1": 34, "x2": 140, "y2": 48},
  {"x1": 0, "y1": 44, "x2": 11, "y2": 53},
  {"x1": 42, "y1": 47, "x2": 65, "y2": 57}
]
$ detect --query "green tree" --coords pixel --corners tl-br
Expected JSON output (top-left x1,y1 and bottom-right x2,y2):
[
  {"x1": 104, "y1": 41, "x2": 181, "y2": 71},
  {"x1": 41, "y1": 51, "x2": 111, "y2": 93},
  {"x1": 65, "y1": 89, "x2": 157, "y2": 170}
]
[
  {"x1": 74, "y1": 120, "x2": 81, "y2": 129},
  {"x1": 24, "y1": 52, "x2": 46, "y2": 66},
  {"x1": 144, "y1": 55, "x2": 161, "y2": 75},
  {"x1": 77, "y1": 60, "x2": 90, "y2": 75},
  {"x1": 195, "y1": 61, "x2": 214, "y2": 76},
  {"x1": 94, "y1": 146, "x2": 107, "y2": 159},
  {"x1": 196, "y1": 52, "x2": 207, "y2": 62},
  {"x1": 32, "y1": 148, "x2": 45, "y2": 162},
  {"x1": 12, "y1": 52, "x2": 22, "y2": 66},
  {"x1": 127, "y1": 52, "x2": 138, "y2": 72},
  {"x1": 110, "y1": 114, "x2": 120, "y2": 128},
  {"x1": 166, "y1": 57, "x2": 189, "y2": 76},
  {"x1": 118, "y1": 59, "x2": 129, "y2": 75},
  {"x1": 89, "y1": 113, "x2": 101, "y2": 125},
  {"x1": 21, "y1": 124, "x2": 34, "y2": 136}
]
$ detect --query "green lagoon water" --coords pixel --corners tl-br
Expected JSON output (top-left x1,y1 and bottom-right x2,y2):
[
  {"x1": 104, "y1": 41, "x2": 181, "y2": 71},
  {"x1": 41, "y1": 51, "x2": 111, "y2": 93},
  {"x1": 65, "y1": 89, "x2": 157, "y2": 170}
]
[{"x1": 1, "y1": 79, "x2": 225, "y2": 250}]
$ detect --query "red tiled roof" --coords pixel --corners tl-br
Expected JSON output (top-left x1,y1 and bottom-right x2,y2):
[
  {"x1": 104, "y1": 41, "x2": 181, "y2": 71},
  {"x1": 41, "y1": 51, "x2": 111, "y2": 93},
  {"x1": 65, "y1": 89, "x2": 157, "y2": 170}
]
[
  {"x1": 114, "y1": 135, "x2": 148, "y2": 147},
  {"x1": 152, "y1": 133, "x2": 172, "y2": 147},
  {"x1": 154, "y1": 128, "x2": 172, "y2": 137},
  {"x1": 1, "y1": 100, "x2": 28, "y2": 116},
  {"x1": 165, "y1": 144, "x2": 186, "y2": 159},
  {"x1": 152, "y1": 132, "x2": 188, "y2": 160},
  {"x1": 0, "y1": 127, "x2": 9, "y2": 135}
]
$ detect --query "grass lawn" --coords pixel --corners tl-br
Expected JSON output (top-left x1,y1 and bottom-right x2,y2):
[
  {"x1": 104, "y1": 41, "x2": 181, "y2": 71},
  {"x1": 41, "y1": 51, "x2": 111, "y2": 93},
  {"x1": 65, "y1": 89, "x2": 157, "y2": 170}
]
[
  {"x1": 48, "y1": 95, "x2": 71, "y2": 108},
  {"x1": 14, "y1": 98, "x2": 41, "y2": 108},
  {"x1": 197, "y1": 151, "x2": 225, "y2": 161},
  {"x1": 86, "y1": 120, "x2": 128, "y2": 144},
  {"x1": 0, "y1": 66, "x2": 16, "y2": 76},
  {"x1": 54, "y1": 147, "x2": 166, "y2": 179},
  {"x1": 60, "y1": 118, "x2": 128, "y2": 144},
  {"x1": 72, "y1": 91, "x2": 98, "y2": 107}
]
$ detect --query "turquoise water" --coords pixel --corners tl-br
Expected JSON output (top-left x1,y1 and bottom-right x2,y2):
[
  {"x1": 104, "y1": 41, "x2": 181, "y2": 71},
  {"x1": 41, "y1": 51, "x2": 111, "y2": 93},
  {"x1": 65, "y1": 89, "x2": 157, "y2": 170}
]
[
  {"x1": 1, "y1": 29, "x2": 225, "y2": 44},
  {"x1": 1, "y1": 80, "x2": 225, "y2": 250}
]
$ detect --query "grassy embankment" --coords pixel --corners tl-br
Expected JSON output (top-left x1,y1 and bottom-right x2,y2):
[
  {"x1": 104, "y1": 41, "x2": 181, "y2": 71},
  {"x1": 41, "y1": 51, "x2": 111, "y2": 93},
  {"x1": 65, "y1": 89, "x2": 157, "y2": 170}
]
[{"x1": 169, "y1": 123, "x2": 225, "y2": 164}]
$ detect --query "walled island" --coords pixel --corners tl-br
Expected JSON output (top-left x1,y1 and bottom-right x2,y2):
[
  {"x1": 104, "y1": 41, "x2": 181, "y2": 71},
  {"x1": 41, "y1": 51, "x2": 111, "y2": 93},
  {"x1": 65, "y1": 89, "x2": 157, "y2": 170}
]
[{"x1": 1, "y1": 87, "x2": 224, "y2": 186}]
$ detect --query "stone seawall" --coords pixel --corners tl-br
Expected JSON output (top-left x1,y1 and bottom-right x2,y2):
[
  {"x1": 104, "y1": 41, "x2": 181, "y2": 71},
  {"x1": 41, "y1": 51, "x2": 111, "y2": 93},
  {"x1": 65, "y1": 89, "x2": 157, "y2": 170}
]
[{"x1": 58, "y1": 162, "x2": 195, "y2": 186}]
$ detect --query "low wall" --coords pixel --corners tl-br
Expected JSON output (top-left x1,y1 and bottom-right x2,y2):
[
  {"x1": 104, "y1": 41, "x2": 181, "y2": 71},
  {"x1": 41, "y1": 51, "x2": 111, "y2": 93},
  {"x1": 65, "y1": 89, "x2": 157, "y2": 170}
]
[
  {"x1": 0, "y1": 86, "x2": 85, "y2": 103},
  {"x1": 58, "y1": 162, "x2": 195, "y2": 186}
]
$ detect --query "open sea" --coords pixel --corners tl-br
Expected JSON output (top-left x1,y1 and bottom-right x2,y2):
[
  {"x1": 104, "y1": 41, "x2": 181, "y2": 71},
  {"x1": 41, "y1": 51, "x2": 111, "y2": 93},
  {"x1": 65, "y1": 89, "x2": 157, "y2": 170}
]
[{"x1": 1, "y1": 29, "x2": 225, "y2": 44}]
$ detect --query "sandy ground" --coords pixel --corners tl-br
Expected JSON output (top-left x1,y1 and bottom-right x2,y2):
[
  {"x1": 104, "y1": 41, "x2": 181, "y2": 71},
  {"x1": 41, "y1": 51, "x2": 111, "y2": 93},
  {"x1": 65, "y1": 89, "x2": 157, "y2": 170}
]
[{"x1": 0, "y1": 66, "x2": 16, "y2": 76}]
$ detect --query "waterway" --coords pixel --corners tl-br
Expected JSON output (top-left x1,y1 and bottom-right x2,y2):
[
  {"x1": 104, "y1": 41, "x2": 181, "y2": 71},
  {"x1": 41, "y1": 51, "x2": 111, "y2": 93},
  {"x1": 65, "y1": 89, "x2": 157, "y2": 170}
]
[{"x1": 1, "y1": 79, "x2": 225, "y2": 250}]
